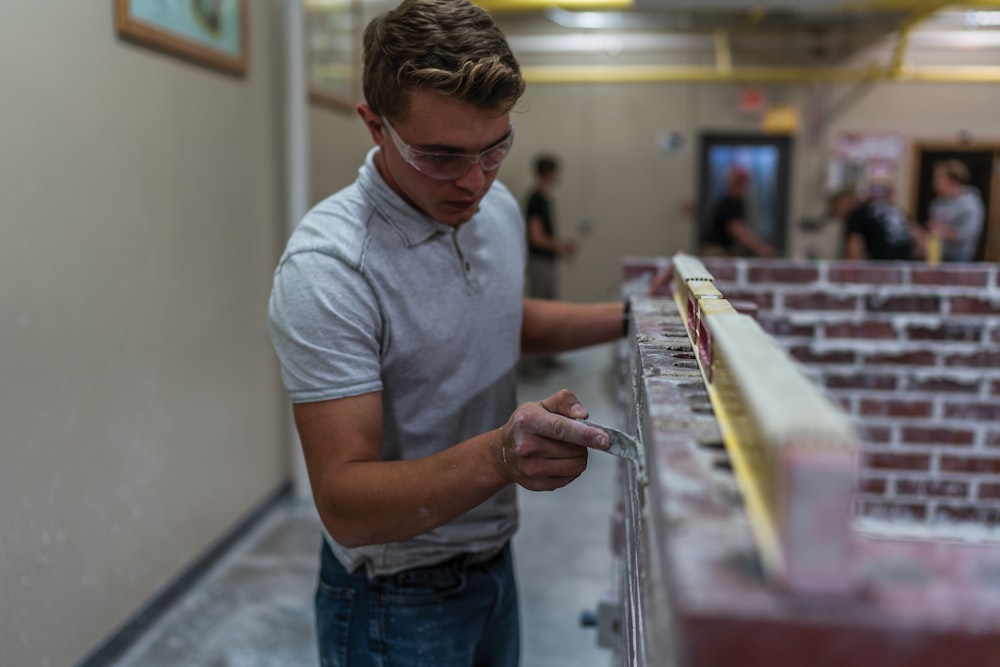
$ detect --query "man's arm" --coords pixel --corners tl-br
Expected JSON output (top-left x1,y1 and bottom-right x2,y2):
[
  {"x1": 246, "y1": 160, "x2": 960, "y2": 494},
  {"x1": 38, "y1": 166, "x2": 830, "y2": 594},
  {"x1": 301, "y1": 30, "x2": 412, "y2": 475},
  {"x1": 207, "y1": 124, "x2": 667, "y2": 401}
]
[
  {"x1": 295, "y1": 389, "x2": 610, "y2": 548},
  {"x1": 845, "y1": 232, "x2": 866, "y2": 260},
  {"x1": 528, "y1": 215, "x2": 576, "y2": 257},
  {"x1": 521, "y1": 298, "x2": 623, "y2": 357},
  {"x1": 725, "y1": 219, "x2": 778, "y2": 258}
]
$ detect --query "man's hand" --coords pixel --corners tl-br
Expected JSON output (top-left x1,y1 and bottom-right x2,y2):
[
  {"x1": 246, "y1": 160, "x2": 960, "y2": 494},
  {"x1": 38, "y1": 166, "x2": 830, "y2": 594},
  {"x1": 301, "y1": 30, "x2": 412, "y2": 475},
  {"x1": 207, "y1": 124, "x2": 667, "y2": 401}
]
[{"x1": 496, "y1": 390, "x2": 609, "y2": 492}]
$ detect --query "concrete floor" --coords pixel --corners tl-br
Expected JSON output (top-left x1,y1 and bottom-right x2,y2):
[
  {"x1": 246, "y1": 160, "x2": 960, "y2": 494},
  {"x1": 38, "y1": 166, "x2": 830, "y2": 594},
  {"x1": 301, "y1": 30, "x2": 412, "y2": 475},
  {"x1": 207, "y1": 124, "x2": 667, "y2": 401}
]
[{"x1": 107, "y1": 344, "x2": 621, "y2": 667}]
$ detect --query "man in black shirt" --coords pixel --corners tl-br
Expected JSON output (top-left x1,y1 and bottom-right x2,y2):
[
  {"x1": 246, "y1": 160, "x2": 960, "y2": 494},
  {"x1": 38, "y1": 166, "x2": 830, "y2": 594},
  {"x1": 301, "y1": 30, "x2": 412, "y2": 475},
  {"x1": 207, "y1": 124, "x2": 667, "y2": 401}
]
[
  {"x1": 525, "y1": 155, "x2": 576, "y2": 301},
  {"x1": 830, "y1": 188, "x2": 913, "y2": 261},
  {"x1": 702, "y1": 166, "x2": 778, "y2": 258}
]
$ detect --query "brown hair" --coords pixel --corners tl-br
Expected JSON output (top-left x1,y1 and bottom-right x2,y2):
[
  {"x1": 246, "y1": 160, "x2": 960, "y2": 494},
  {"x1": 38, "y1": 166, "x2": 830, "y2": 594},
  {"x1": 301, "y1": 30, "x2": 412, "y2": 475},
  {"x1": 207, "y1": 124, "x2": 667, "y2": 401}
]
[
  {"x1": 934, "y1": 159, "x2": 971, "y2": 185},
  {"x1": 362, "y1": 0, "x2": 525, "y2": 121}
]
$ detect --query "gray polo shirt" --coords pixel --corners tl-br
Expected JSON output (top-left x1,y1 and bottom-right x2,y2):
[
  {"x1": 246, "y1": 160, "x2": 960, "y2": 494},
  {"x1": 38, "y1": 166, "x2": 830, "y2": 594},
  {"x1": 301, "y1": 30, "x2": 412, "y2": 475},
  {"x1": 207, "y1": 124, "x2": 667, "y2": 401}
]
[
  {"x1": 269, "y1": 148, "x2": 526, "y2": 576},
  {"x1": 930, "y1": 186, "x2": 984, "y2": 262}
]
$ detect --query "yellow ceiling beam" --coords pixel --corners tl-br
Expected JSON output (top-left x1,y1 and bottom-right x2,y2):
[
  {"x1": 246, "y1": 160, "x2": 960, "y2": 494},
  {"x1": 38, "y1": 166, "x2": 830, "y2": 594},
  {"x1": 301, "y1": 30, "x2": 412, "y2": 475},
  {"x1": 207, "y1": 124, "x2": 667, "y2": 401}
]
[
  {"x1": 474, "y1": 0, "x2": 631, "y2": 12},
  {"x1": 521, "y1": 63, "x2": 1000, "y2": 83}
]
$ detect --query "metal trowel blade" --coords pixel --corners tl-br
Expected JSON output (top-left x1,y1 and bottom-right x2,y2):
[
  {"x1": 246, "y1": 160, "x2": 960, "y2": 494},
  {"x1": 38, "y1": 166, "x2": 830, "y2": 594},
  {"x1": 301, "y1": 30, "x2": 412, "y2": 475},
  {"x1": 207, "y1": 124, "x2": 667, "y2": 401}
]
[{"x1": 580, "y1": 420, "x2": 643, "y2": 471}]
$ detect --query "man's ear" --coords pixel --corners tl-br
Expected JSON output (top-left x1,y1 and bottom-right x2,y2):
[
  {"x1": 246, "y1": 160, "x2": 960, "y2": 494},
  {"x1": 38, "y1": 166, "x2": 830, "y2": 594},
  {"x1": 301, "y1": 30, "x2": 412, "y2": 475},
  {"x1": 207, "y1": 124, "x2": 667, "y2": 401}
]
[{"x1": 357, "y1": 104, "x2": 385, "y2": 146}]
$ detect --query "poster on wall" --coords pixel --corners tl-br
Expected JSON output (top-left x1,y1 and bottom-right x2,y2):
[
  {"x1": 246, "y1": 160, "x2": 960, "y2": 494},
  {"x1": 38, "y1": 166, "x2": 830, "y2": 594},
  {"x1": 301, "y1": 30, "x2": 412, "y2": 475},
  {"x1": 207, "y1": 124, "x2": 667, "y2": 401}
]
[
  {"x1": 307, "y1": 0, "x2": 361, "y2": 111},
  {"x1": 115, "y1": 0, "x2": 248, "y2": 77},
  {"x1": 827, "y1": 132, "x2": 906, "y2": 201}
]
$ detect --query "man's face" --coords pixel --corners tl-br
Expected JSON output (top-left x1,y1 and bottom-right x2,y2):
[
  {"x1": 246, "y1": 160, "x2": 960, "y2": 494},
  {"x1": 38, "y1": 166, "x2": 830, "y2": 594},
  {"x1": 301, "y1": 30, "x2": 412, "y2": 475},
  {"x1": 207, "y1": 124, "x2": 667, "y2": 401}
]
[
  {"x1": 934, "y1": 169, "x2": 955, "y2": 197},
  {"x1": 364, "y1": 90, "x2": 512, "y2": 227}
]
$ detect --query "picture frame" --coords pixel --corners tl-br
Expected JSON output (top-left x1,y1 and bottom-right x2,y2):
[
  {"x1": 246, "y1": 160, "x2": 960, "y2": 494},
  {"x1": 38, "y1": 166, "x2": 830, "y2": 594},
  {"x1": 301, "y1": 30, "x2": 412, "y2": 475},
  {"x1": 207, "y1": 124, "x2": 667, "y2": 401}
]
[
  {"x1": 307, "y1": 0, "x2": 362, "y2": 112},
  {"x1": 115, "y1": 0, "x2": 248, "y2": 77}
]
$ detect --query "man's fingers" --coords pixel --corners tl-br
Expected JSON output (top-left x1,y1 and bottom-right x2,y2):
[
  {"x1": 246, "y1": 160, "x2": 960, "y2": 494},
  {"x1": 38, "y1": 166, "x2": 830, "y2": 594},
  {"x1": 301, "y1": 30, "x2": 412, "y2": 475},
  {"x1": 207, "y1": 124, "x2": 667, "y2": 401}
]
[
  {"x1": 532, "y1": 413, "x2": 608, "y2": 451},
  {"x1": 537, "y1": 389, "x2": 588, "y2": 419}
]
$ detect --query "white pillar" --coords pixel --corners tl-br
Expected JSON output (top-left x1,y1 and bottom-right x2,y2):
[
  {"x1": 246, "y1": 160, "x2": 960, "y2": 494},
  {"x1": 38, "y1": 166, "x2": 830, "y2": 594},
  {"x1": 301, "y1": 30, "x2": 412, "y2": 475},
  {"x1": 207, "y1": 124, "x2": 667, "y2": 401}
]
[{"x1": 284, "y1": 0, "x2": 312, "y2": 501}]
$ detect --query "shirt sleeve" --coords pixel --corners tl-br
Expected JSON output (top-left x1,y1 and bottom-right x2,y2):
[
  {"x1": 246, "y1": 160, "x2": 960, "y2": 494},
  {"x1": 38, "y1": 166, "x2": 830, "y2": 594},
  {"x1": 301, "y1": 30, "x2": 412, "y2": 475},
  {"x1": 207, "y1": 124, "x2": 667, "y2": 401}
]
[{"x1": 268, "y1": 249, "x2": 384, "y2": 404}]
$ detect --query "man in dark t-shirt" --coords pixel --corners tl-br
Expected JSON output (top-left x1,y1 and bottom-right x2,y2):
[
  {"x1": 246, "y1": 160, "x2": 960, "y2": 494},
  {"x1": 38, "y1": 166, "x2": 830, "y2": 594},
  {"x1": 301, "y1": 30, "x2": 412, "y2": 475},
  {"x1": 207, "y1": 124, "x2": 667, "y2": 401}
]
[
  {"x1": 702, "y1": 166, "x2": 778, "y2": 258},
  {"x1": 830, "y1": 188, "x2": 913, "y2": 261}
]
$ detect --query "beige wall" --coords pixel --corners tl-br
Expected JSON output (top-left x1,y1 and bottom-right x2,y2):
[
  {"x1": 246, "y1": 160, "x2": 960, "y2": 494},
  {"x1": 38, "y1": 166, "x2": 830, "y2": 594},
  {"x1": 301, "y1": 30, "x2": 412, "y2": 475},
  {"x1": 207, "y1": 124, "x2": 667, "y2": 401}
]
[{"x1": 0, "y1": 4, "x2": 289, "y2": 666}]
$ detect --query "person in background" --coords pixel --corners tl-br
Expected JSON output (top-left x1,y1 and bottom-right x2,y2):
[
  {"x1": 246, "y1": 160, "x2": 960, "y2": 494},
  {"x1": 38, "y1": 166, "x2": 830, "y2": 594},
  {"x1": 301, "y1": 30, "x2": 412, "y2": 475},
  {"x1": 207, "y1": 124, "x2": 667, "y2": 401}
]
[
  {"x1": 268, "y1": 1, "x2": 629, "y2": 664},
  {"x1": 523, "y1": 155, "x2": 577, "y2": 372},
  {"x1": 927, "y1": 159, "x2": 985, "y2": 262},
  {"x1": 829, "y1": 187, "x2": 914, "y2": 261},
  {"x1": 702, "y1": 166, "x2": 779, "y2": 258},
  {"x1": 525, "y1": 154, "x2": 576, "y2": 302}
]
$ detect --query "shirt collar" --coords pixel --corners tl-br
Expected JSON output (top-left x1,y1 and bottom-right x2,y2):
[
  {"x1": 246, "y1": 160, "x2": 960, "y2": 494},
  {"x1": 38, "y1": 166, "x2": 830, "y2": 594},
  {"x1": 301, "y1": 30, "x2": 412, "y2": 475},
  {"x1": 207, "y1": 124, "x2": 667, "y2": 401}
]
[{"x1": 357, "y1": 148, "x2": 450, "y2": 247}]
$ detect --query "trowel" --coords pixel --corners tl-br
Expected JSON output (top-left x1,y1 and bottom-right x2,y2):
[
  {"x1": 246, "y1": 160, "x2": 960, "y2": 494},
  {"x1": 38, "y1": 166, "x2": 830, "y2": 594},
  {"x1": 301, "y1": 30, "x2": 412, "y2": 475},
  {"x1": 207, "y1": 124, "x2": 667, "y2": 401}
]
[{"x1": 580, "y1": 420, "x2": 644, "y2": 472}]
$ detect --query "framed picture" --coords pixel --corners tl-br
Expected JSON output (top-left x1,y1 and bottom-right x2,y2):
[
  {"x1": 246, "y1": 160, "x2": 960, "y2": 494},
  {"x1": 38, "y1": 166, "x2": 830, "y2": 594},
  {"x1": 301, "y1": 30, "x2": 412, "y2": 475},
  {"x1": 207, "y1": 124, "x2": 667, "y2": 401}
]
[
  {"x1": 307, "y1": 0, "x2": 361, "y2": 112},
  {"x1": 115, "y1": 0, "x2": 248, "y2": 77}
]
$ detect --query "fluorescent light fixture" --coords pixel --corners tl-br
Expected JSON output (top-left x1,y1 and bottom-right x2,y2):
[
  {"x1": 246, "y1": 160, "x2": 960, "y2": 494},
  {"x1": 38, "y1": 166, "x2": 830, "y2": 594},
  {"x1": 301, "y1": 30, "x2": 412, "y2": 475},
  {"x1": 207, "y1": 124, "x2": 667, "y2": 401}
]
[{"x1": 966, "y1": 11, "x2": 1000, "y2": 28}]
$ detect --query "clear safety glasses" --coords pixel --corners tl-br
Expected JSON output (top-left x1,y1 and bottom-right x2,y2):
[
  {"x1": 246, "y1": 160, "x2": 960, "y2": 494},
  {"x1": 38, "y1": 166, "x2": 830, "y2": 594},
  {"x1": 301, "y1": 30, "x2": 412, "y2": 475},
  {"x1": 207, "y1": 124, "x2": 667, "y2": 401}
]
[{"x1": 381, "y1": 117, "x2": 515, "y2": 181}]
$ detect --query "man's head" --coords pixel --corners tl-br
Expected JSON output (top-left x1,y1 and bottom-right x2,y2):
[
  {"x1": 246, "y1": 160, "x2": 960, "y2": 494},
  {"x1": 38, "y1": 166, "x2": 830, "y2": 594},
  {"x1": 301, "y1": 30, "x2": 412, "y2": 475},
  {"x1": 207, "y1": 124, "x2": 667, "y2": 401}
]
[
  {"x1": 933, "y1": 159, "x2": 970, "y2": 197},
  {"x1": 362, "y1": 0, "x2": 525, "y2": 123},
  {"x1": 534, "y1": 155, "x2": 559, "y2": 186}
]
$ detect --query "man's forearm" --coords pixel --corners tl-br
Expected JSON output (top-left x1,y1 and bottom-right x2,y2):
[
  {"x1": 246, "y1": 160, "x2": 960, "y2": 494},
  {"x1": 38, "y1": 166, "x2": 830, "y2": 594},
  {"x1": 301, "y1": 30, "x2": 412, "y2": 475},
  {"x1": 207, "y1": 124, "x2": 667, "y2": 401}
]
[
  {"x1": 521, "y1": 298, "x2": 623, "y2": 356},
  {"x1": 315, "y1": 430, "x2": 508, "y2": 548}
]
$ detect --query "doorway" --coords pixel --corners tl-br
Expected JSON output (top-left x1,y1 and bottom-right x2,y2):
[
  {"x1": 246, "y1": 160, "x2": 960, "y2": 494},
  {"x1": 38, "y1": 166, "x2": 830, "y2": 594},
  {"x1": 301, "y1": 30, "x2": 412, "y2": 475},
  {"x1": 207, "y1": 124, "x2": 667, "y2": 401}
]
[
  {"x1": 912, "y1": 144, "x2": 1000, "y2": 262},
  {"x1": 697, "y1": 133, "x2": 793, "y2": 255}
]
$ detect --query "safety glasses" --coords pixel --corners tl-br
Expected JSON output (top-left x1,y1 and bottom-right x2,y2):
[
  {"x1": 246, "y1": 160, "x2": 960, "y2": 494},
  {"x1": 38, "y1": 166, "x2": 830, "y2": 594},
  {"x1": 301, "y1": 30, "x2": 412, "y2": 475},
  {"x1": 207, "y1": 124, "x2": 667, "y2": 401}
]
[{"x1": 381, "y1": 117, "x2": 515, "y2": 181}]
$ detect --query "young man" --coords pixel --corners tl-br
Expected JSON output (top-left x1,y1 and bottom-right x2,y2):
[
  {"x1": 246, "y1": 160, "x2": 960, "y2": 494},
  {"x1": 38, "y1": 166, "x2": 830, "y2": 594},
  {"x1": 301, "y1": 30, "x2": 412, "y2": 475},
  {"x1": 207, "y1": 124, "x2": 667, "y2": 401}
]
[
  {"x1": 928, "y1": 159, "x2": 985, "y2": 262},
  {"x1": 702, "y1": 166, "x2": 778, "y2": 258},
  {"x1": 829, "y1": 188, "x2": 913, "y2": 261},
  {"x1": 268, "y1": 0, "x2": 626, "y2": 664},
  {"x1": 525, "y1": 154, "x2": 576, "y2": 302}
]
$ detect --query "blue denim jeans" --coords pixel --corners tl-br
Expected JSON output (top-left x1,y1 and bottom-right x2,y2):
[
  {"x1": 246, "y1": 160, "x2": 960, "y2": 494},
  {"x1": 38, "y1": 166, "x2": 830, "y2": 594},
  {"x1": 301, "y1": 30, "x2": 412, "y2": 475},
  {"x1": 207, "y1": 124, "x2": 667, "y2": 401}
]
[{"x1": 315, "y1": 540, "x2": 520, "y2": 667}]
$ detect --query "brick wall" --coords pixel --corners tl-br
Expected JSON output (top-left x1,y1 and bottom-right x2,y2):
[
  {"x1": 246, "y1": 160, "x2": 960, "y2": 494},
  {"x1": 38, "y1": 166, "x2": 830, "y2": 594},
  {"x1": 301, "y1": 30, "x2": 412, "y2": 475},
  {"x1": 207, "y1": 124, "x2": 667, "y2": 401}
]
[{"x1": 628, "y1": 257, "x2": 1000, "y2": 526}]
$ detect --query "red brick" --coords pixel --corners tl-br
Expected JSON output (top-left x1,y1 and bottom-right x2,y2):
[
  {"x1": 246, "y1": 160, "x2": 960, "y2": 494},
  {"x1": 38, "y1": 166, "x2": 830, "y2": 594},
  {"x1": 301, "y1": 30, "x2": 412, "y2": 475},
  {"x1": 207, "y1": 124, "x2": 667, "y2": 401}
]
[
  {"x1": 895, "y1": 478, "x2": 970, "y2": 498},
  {"x1": 721, "y1": 290, "x2": 774, "y2": 311},
  {"x1": 858, "y1": 476, "x2": 888, "y2": 494},
  {"x1": 747, "y1": 263, "x2": 819, "y2": 284},
  {"x1": 783, "y1": 293, "x2": 858, "y2": 311},
  {"x1": 940, "y1": 455, "x2": 1000, "y2": 474},
  {"x1": 823, "y1": 321, "x2": 897, "y2": 339},
  {"x1": 760, "y1": 317, "x2": 816, "y2": 338},
  {"x1": 943, "y1": 402, "x2": 1000, "y2": 421},
  {"x1": 934, "y1": 505, "x2": 1000, "y2": 524},
  {"x1": 789, "y1": 346, "x2": 856, "y2": 365},
  {"x1": 993, "y1": 381, "x2": 1000, "y2": 396},
  {"x1": 943, "y1": 351, "x2": 1000, "y2": 368},
  {"x1": 700, "y1": 258, "x2": 738, "y2": 282},
  {"x1": 864, "y1": 452, "x2": 931, "y2": 471},
  {"x1": 911, "y1": 265, "x2": 991, "y2": 287},
  {"x1": 864, "y1": 295, "x2": 943, "y2": 313},
  {"x1": 978, "y1": 482, "x2": 1000, "y2": 499},
  {"x1": 900, "y1": 426, "x2": 975, "y2": 446},
  {"x1": 906, "y1": 376, "x2": 981, "y2": 394},
  {"x1": 860, "y1": 424, "x2": 893, "y2": 444},
  {"x1": 863, "y1": 350, "x2": 936, "y2": 366},
  {"x1": 906, "y1": 323, "x2": 983, "y2": 342},
  {"x1": 859, "y1": 399, "x2": 933, "y2": 418},
  {"x1": 859, "y1": 500, "x2": 927, "y2": 520},
  {"x1": 825, "y1": 374, "x2": 898, "y2": 391},
  {"x1": 949, "y1": 296, "x2": 1000, "y2": 316},
  {"x1": 828, "y1": 264, "x2": 904, "y2": 285}
]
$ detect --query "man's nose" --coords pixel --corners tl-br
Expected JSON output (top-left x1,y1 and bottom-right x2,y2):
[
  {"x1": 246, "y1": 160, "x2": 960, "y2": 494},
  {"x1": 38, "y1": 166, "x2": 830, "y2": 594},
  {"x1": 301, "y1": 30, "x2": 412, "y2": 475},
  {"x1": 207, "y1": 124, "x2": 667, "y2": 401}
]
[{"x1": 454, "y1": 161, "x2": 488, "y2": 190}]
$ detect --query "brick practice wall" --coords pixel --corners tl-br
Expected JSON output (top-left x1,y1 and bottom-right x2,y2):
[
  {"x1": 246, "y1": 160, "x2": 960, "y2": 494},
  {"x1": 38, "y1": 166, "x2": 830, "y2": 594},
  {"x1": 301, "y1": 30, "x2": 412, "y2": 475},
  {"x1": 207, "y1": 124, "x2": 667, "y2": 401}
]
[{"x1": 630, "y1": 257, "x2": 1000, "y2": 527}]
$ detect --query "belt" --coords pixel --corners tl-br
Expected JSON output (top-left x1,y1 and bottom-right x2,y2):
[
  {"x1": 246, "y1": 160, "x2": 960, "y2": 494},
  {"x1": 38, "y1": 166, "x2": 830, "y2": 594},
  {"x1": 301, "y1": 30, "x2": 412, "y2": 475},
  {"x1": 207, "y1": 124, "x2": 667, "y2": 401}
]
[{"x1": 465, "y1": 542, "x2": 506, "y2": 566}]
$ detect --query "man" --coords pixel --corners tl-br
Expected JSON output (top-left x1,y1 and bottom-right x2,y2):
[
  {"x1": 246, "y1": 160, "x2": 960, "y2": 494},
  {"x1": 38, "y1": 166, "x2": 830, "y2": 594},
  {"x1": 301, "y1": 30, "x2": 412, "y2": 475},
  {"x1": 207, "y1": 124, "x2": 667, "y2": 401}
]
[
  {"x1": 928, "y1": 159, "x2": 985, "y2": 262},
  {"x1": 523, "y1": 154, "x2": 577, "y2": 372},
  {"x1": 702, "y1": 166, "x2": 778, "y2": 258},
  {"x1": 268, "y1": 1, "x2": 626, "y2": 664},
  {"x1": 525, "y1": 154, "x2": 576, "y2": 302},
  {"x1": 829, "y1": 188, "x2": 913, "y2": 261}
]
